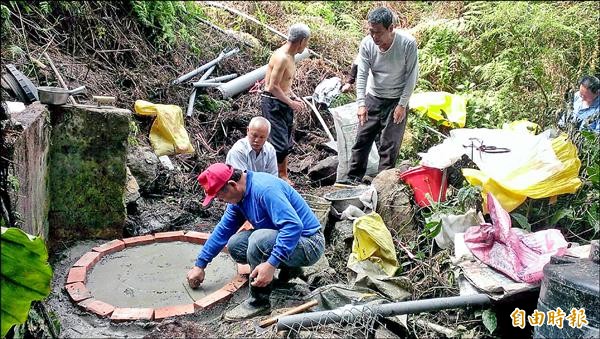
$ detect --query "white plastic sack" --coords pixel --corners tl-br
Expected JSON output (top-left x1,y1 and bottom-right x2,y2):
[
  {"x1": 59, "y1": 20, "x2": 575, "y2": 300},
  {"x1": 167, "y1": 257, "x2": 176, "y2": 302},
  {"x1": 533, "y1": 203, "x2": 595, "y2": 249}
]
[
  {"x1": 418, "y1": 128, "x2": 563, "y2": 184},
  {"x1": 449, "y1": 128, "x2": 563, "y2": 188},
  {"x1": 313, "y1": 77, "x2": 342, "y2": 107},
  {"x1": 331, "y1": 102, "x2": 379, "y2": 181},
  {"x1": 434, "y1": 209, "x2": 479, "y2": 249},
  {"x1": 418, "y1": 139, "x2": 464, "y2": 169}
]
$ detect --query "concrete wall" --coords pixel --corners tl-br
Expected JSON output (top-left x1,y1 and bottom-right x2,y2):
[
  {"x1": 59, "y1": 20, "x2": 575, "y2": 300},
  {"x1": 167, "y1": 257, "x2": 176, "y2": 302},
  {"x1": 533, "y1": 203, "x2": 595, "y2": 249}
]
[
  {"x1": 47, "y1": 104, "x2": 131, "y2": 246},
  {"x1": 2, "y1": 102, "x2": 132, "y2": 248},
  {"x1": 4, "y1": 102, "x2": 50, "y2": 238}
]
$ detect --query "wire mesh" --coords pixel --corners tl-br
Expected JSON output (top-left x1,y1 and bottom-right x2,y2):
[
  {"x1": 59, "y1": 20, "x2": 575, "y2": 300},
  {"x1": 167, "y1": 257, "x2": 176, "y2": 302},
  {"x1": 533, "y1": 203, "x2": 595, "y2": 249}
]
[{"x1": 277, "y1": 304, "x2": 392, "y2": 339}]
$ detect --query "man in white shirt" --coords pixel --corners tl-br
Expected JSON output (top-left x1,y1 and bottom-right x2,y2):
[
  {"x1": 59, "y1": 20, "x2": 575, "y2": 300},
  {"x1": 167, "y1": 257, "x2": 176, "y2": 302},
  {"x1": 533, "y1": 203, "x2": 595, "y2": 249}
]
[
  {"x1": 226, "y1": 116, "x2": 278, "y2": 177},
  {"x1": 347, "y1": 7, "x2": 419, "y2": 183}
]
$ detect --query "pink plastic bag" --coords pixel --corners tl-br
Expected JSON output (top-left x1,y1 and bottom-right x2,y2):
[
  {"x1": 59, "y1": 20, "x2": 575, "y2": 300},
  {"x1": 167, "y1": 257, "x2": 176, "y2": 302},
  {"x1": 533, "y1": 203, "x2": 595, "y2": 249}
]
[{"x1": 464, "y1": 193, "x2": 567, "y2": 283}]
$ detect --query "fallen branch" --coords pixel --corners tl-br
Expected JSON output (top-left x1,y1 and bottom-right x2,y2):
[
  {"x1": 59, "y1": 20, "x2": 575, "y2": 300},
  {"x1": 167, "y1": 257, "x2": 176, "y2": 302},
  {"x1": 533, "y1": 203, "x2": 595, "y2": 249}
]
[
  {"x1": 414, "y1": 318, "x2": 459, "y2": 338},
  {"x1": 197, "y1": 133, "x2": 215, "y2": 153},
  {"x1": 196, "y1": 17, "x2": 255, "y2": 49}
]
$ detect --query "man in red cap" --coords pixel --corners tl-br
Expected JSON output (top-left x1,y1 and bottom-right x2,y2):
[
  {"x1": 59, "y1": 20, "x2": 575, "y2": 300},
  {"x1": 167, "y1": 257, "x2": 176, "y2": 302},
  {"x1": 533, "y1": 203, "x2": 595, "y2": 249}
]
[{"x1": 186, "y1": 163, "x2": 324, "y2": 320}]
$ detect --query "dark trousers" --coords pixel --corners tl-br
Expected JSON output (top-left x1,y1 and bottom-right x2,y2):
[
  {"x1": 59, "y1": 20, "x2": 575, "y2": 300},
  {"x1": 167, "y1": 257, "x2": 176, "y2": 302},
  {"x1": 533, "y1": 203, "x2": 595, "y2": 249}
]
[
  {"x1": 261, "y1": 93, "x2": 294, "y2": 163},
  {"x1": 348, "y1": 94, "x2": 407, "y2": 180}
]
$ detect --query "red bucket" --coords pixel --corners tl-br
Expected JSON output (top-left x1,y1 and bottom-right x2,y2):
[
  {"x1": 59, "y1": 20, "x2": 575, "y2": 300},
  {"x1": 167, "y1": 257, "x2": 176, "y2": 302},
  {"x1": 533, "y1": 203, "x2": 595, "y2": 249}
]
[{"x1": 399, "y1": 166, "x2": 448, "y2": 207}]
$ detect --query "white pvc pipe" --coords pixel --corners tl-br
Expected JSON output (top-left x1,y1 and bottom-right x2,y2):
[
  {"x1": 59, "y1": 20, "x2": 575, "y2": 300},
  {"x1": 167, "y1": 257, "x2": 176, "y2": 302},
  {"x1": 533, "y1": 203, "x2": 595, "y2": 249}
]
[
  {"x1": 174, "y1": 48, "x2": 239, "y2": 85},
  {"x1": 217, "y1": 48, "x2": 310, "y2": 99}
]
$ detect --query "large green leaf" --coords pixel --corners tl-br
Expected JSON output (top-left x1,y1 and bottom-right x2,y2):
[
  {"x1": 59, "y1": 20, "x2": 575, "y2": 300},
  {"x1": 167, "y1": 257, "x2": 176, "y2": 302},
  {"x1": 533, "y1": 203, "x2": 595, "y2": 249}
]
[
  {"x1": 510, "y1": 213, "x2": 531, "y2": 231},
  {"x1": 482, "y1": 309, "x2": 497, "y2": 334},
  {"x1": 1, "y1": 227, "x2": 53, "y2": 337}
]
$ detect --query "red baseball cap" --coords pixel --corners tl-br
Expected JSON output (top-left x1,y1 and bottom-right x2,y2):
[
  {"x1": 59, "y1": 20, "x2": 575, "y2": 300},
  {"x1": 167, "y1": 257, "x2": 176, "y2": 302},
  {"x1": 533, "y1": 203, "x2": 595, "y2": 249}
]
[{"x1": 197, "y1": 163, "x2": 234, "y2": 207}]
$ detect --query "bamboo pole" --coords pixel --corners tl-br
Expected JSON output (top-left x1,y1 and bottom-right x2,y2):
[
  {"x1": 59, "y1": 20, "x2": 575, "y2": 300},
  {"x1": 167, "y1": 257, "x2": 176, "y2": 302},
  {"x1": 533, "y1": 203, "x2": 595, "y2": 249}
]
[
  {"x1": 259, "y1": 300, "x2": 318, "y2": 328},
  {"x1": 43, "y1": 52, "x2": 77, "y2": 104}
]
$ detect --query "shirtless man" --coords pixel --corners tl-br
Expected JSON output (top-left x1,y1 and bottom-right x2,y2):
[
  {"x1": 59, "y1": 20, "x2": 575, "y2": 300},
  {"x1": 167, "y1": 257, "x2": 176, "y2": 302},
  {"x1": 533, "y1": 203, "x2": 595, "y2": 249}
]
[{"x1": 261, "y1": 23, "x2": 310, "y2": 185}]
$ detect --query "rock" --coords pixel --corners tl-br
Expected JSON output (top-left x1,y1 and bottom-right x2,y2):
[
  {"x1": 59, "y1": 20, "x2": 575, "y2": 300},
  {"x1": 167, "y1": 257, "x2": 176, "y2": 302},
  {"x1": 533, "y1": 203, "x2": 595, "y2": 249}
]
[
  {"x1": 124, "y1": 198, "x2": 194, "y2": 236},
  {"x1": 308, "y1": 155, "x2": 338, "y2": 186},
  {"x1": 158, "y1": 155, "x2": 175, "y2": 170},
  {"x1": 301, "y1": 253, "x2": 336, "y2": 287},
  {"x1": 372, "y1": 168, "x2": 414, "y2": 239},
  {"x1": 375, "y1": 326, "x2": 402, "y2": 338},
  {"x1": 144, "y1": 320, "x2": 212, "y2": 339},
  {"x1": 397, "y1": 159, "x2": 412, "y2": 174},
  {"x1": 127, "y1": 146, "x2": 159, "y2": 193},
  {"x1": 373, "y1": 168, "x2": 402, "y2": 189},
  {"x1": 125, "y1": 166, "x2": 140, "y2": 204},
  {"x1": 330, "y1": 219, "x2": 353, "y2": 246},
  {"x1": 288, "y1": 153, "x2": 316, "y2": 174}
]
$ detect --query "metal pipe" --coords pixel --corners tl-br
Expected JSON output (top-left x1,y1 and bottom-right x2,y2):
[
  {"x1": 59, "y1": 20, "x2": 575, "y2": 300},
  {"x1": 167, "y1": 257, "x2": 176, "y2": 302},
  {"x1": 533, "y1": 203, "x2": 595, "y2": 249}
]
[
  {"x1": 276, "y1": 294, "x2": 491, "y2": 331},
  {"x1": 173, "y1": 48, "x2": 239, "y2": 85},
  {"x1": 217, "y1": 48, "x2": 310, "y2": 99},
  {"x1": 186, "y1": 65, "x2": 216, "y2": 117},
  {"x1": 193, "y1": 82, "x2": 225, "y2": 87},
  {"x1": 200, "y1": 74, "x2": 238, "y2": 83}
]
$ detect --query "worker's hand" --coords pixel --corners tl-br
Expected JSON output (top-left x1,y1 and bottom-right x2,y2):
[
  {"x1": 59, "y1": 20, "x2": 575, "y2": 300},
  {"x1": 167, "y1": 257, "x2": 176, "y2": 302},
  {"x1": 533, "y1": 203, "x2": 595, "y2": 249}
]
[
  {"x1": 393, "y1": 105, "x2": 407, "y2": 124},
  {"x1": 357, "y1": 106, "x2": 368, "y2": 126},
  {"x1": 341, "y1": 83, "x2": 352, "y2": 93},
  {"x1": 289, "y1": 98, "x2": 305, "y2": 112},
  {"x1": 187, "y1": 266, "x2": 205, "y2": 289},
  {"x1": 250, "y1": 262, "x2": 276, "y2": 287}
]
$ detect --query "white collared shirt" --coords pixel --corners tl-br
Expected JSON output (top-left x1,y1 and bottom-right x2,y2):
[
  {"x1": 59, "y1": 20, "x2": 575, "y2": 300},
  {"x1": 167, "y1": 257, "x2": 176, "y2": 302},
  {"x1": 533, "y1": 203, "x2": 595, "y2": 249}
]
[{"x1": 226, "y1": 137, "x2": 278, "y2": 176}]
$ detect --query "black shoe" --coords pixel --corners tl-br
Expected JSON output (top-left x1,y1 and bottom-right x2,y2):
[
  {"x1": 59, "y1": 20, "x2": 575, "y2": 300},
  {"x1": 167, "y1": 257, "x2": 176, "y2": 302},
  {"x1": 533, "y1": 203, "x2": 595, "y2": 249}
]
[
  {"x1": 224, "y1": 283, "x2": 272, "y2": 321},
  {"x1": 223, "y1": 299, "x2": 270, "y2": 321},
  {"x1": 277, "y1": 266, "x2": 303, "y2": 283}
]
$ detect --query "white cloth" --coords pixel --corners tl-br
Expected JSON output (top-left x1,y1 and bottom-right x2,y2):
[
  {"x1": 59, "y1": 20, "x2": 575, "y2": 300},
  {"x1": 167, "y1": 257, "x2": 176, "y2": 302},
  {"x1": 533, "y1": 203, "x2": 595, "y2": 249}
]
[
  {"x1": 313, "y1": 77, "x2": 342, "y2": 107},
  {"x1": 225, "y1": 138, "x2": 278, "y2": 176}
]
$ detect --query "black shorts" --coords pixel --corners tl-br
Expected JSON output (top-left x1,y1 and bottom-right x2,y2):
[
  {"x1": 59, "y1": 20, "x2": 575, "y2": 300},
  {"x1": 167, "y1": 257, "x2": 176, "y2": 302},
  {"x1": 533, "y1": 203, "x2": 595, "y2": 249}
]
[{"x1": 261, "y1": 92, "x2": 293, "y2": 163}]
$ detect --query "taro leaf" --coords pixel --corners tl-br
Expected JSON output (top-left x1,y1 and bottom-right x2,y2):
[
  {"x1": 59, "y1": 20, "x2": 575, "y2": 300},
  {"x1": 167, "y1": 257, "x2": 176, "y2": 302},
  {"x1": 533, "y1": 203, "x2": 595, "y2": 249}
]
[
  {"x1": 1, "y1": 227, "x2": 53, "y2": 337},
  {"x1": 482, "y1": 309, "x2": 497, "y2": 334},
  {"x1": 510, "y1": 213, "x2": 531, "y2": 231}
]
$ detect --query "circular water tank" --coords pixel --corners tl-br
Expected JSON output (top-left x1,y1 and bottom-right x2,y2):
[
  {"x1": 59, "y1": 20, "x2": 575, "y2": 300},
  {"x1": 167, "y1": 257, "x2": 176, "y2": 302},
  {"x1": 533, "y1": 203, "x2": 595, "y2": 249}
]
[{"x1": 534, "y1": 255, "x2": 599, "y2": 338}]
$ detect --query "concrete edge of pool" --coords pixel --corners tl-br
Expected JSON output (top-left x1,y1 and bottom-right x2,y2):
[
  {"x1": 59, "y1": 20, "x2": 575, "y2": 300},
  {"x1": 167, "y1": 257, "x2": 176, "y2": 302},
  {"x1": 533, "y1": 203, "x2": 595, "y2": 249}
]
[{"x1": 63, "y1": 230, "x2": 250, "y2": 322}]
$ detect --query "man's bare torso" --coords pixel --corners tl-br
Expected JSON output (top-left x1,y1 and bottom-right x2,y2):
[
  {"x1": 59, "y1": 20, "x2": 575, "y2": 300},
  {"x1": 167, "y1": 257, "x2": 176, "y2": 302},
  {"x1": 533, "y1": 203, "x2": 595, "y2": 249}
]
[{"x1": 264, "y1": 48, "x2": 295, "y2": 96}]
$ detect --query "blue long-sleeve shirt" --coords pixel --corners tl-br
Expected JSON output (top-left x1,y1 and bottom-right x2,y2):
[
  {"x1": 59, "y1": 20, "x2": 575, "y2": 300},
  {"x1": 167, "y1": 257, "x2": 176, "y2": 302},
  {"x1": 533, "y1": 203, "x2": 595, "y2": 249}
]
[
  {"x1": 573, "y1": 92, "x2": 600, "y2": 133},
  {"x1": 195, "y1": 171, "x2": 321, "y2": 268}
]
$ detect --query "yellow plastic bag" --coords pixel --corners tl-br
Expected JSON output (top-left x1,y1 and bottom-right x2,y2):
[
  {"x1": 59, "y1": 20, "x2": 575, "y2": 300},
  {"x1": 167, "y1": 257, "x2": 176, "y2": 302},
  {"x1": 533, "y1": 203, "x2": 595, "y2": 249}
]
[
  {"x1": 409, "y1": 91, "x2": 467, "y2": 128},
  {"x1": 502, "y1": 120, "x2": 541, "y2": 135},
  {"x1": 464, "y1": 132, "x2": 582, "y2": 212},
  {"x1": 347, "y1": 212, "x2": 399, "y2": 277},
  {"x1": 134, "y1": 100, "x2": 195, "y2": 156}
]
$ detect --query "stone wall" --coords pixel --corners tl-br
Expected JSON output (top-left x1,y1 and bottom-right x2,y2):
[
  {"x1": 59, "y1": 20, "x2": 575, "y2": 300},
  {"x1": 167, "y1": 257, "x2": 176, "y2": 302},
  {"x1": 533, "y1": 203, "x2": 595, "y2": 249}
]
[
  {"x1": 3, "y1": 102, "x2": 50, "y2": 238},
  {"x1": 47, "y1": 104, "x2": 131, "y2": 246}
]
